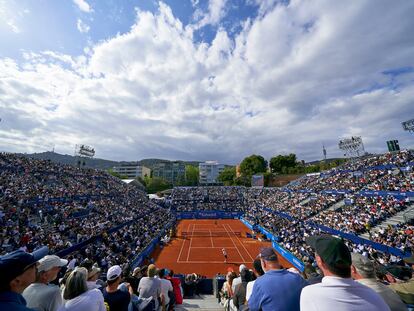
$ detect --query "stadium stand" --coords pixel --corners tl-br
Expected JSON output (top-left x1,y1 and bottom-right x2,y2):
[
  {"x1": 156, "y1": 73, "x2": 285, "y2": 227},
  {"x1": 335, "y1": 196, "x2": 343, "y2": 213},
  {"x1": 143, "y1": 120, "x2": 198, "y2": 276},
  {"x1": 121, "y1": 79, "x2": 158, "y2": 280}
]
[{"x1": 1, "y1": 151, "x2": 413, "y2": 310}]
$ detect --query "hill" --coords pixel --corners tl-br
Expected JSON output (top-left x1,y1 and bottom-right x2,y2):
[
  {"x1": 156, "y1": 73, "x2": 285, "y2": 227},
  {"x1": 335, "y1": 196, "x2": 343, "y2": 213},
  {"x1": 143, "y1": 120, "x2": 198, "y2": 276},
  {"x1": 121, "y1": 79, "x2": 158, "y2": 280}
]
[
  {"x1": 21, "y1": 151, "x2": 119, "y2": 170},
  {"x1": 21, "y1": 152, "x2": 201, "y2": 171}
]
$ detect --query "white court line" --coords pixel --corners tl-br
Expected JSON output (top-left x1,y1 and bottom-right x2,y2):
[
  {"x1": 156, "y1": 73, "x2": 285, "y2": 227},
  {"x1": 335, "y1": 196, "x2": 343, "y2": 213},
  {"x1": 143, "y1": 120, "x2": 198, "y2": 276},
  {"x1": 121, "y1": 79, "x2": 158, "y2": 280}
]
[
  {"x1": 222, "y1": 224, "x2": 246, "y2": 262},
  {"x1": 177, "y1": 222, "x2": 190, "y2": 261},
  {"x1": 226, "y1": 224, "x2": 255, "y2": 261},
  {"x1": 209, "y1": 230, "x2": 214, "y2": 247},
  {"x1": 186, "y1": 223, "x2": 194, "y2": 262},
  {"x1": 177, "y1": 260, "x2": 247, "y2": 264},
  {"x1": 190, "y1": 246, "x2": 237, "y2": 249}
]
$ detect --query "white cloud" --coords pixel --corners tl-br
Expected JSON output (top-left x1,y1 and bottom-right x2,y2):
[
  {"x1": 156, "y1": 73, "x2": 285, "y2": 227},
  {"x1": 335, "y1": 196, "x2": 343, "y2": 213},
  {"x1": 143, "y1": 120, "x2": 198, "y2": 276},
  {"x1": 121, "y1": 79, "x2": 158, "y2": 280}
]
[
  {"x1": 0, "y1": 1, "x2": 414, "y2": 163},
  {"x1": 0, "y1": 1, "x2": 27, "y2": 33},
  {"x1": 192, "y1": 0, "x2": 228, "y2": 29},
  {"x1": 6, "y1": 20, "x2": 20, "y2": 33},
  {"x1": 77, "y1": 18, "x2": 90, "y2": 33},
  {"x1": 73, "y1": 0, "x2": 92, "y2": 13}
]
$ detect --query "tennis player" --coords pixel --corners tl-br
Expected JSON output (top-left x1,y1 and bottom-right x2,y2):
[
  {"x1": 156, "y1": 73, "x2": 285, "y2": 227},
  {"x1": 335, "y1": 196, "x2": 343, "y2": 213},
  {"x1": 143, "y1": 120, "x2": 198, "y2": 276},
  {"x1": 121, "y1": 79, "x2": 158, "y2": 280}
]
[{"x1": 222, "y1": 248, "x2": 228, "y2": 263}]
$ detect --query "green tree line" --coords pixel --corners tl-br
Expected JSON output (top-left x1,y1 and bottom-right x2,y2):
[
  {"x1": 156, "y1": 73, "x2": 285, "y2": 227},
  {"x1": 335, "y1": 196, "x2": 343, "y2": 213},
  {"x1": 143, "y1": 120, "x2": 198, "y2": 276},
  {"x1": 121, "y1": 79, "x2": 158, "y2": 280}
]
[{"x1": 218, "y1": 154, "x2": 346, "y2": 186}]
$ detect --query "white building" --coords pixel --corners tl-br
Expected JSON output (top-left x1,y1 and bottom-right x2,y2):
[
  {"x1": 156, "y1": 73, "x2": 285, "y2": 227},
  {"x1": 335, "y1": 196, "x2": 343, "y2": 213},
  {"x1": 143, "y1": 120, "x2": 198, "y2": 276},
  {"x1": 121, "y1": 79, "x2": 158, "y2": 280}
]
[
  {"x1": 199, "y1": 161, "x2": 225, "y2": 184},
  {"x1": 112, "y1": 163, "x2": 150, "y2": 179}
]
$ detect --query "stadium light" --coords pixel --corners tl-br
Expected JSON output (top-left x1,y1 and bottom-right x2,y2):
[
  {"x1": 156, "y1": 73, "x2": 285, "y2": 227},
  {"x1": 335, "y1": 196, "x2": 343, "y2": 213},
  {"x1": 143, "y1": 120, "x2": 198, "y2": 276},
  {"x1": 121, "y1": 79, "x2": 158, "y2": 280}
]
[
  {"x1": 338, "y1": 136, "x2": 365, "y2": 158},
  {"x1": 74, "y1": 144, "x2": 95, "y2": 168},
  {"x1": 402, "y1": 118, "x2": 414, "y2": 133}
]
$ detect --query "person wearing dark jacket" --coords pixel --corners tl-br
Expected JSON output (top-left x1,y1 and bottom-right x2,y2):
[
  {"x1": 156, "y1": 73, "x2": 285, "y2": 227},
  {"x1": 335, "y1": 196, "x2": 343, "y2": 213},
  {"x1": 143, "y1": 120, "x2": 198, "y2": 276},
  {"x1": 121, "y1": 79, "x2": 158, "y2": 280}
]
[
  {"x1": 233, "y1": 269, "x2": 252, "y2": 310},
  {"x1": 0, "y1": 250, "x2": 42, "y2": 311}
]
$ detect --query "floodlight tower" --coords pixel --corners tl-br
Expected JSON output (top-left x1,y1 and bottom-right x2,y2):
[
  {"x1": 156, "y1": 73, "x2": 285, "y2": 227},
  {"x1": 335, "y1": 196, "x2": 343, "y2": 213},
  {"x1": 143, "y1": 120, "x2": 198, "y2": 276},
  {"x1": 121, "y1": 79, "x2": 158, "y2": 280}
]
[
  {"x1": 74, "y1": 144, "x2": 95, "y2": 168},
  {"x1": 338, "y1": 136, "x2": 365, "y2": 158},
  {"x1": 402, "y1": 118, "x2": 414, "y2": 134}
]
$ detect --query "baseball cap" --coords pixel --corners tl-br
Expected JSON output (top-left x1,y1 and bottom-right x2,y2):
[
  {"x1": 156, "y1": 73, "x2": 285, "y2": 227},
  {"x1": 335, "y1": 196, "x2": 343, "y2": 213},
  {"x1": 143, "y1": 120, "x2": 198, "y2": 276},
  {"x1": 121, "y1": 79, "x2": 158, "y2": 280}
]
[
  {"x1": 306, "y1": 234, "x2": 351, "y2": 267},
  {"x1": 239, "y1": 264, "x2": 247, "y2": 273},
  {"x1": 259, "y1": 247, "x2": 278, "y2": 262},
  {"x1": 37, "y1": 255, "x2": 68, "y2": 272},
  {"x1": 107, "y1": 265, "x2": 122, "y2": 281},
  {"x1": 351, "y1": 253, "x2": 374, "y2": 273},
  {"x1": 0, "y1": 250, "x2": 44, "y2": 287}
]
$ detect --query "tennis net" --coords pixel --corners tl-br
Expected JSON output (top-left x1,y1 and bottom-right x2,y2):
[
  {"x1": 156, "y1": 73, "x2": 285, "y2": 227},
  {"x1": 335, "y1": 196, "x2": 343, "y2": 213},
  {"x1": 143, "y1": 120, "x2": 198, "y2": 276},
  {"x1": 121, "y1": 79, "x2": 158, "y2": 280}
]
[{"x1": 179, "y1": 231, "x2": 241, "y2": 237}]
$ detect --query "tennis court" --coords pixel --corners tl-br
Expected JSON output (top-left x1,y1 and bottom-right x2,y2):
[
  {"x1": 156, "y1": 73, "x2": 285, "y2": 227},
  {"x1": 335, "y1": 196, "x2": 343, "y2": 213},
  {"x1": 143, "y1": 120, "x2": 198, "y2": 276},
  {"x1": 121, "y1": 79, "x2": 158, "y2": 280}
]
[{"x1": 152, "y1": 219, "x2": 292, "y2": 277}]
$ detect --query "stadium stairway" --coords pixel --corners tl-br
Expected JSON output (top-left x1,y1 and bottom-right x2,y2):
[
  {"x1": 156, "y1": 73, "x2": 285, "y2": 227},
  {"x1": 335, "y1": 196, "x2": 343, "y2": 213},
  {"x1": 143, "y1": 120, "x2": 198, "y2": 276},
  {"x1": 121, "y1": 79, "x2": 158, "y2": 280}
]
[
  {"x1": 299, "y1": 197, "x2": 311, "y2": 206},
  {"x1": 360, "y1": 205, "x2": 414, "y2": 240},
  {"x1": 327, "y1": 199, "x2": 345, "y2": 211},
  {"x1": 176, "y1": 295, "x2": 223, "y2": 311}
]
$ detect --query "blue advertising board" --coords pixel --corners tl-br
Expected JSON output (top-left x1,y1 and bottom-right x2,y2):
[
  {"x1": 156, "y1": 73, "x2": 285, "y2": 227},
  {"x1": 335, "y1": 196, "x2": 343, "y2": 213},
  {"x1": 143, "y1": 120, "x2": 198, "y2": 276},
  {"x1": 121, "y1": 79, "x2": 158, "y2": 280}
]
[
  {"x1": 252, "y1": 223, "x2": 305, "y2": 272},
  {"x1": 272, "y1": 242, "x2": 305, "y2": 272},
  {"x1": 240, "y1": 217, "x2": 254, "y2": 230},
  {"x1": 175, "y1": 210, "x2": 244, "y2": 219},
  {"x1": 357, "y1": 190, "x2": 414, "y2": 199}
]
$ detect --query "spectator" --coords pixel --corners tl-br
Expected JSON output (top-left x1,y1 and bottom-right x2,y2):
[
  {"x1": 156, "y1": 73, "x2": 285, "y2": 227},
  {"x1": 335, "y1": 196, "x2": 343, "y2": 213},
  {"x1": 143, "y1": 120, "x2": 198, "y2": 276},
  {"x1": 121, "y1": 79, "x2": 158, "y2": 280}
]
[
  {"x1": 59, "y1": 267, "x2": 105, "y2": 311},
  {"x1": 86, "y1": 265, "x2": 102, "y2": 290},
  {"x1": 245, "y1": 258, "x2": 264, "y2": 302},
  {"x1": 125, "y1": 266, "x2": 146, "y2": 296},
  {"x1": 351, "y1": 253, "x2": 407, "y2": 311},
  {"x1": 157, "y1": 268, "x2": 173, "y2": 311},
  {"x1": 232, "y1": 264, "x2": 247, "y2": 292},
  {"x1": 166, "y1": 270, "x2": 183, "y2": 306},
  {"x1": 387, "y1": 265, "x2": 414, "y2": 305},
  {"x1": 23, "y1": 255, "x2": 67, "y2": 311},
  {"x1": 138, "y1": 264, "x2": 161, "y2": 310},
  {"x1": 302, "y1": 263, "x2": 323, "y2": 285},
  {"x1": 233, "y1": 268, "x2": 252, "y2": 310},
  {"x1": 300, "y1": 234, "x2": 390, "y2": 311},
  {"x1": 220, "y1": 271, "x2": 237, "y2": 310},
  {"x1": 103, "y1": 265, "x2": 131, "y2": 311},
  {"x1": 248, "y1": 247, "x2": 307, "y2": 311},
  {"x1": 0, "y1": 250, "x2": 40, "y2": 311}
]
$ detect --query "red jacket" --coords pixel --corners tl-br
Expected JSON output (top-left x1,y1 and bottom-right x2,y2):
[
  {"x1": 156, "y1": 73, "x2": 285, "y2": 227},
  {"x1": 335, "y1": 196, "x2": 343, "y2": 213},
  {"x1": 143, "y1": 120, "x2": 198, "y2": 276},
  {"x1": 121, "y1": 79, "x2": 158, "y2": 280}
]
[{"x1": 166, "y1": 276, "x2": 183, "y2": 304}]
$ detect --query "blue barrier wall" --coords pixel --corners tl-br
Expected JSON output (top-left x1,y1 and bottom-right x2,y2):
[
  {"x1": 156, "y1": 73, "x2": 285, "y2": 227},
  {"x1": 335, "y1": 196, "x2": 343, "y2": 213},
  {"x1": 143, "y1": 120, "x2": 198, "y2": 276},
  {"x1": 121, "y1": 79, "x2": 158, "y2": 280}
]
[
  {"x1": 307, "y1": 222, "x2": 411, "y2": 258},
  {"x1": 243, "y1": 219, "x2": 305, "y2": 272},
  {"x1": 261, "y1": 206, "x2": 411, "y2": 258},
  {"x1": 130, "y1": 222, "x2": 175, "y2": 268},
  {"x1": 240, "y1": 217, "x2": 253, "y2": 230}
]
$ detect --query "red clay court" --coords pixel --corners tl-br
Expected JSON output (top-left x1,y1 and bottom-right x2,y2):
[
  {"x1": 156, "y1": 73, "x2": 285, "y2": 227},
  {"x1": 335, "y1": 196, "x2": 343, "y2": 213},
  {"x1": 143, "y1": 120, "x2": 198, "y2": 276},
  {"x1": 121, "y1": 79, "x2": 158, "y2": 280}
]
[{"x1": 152, "y1": 219, "x2": 292, "y2": 277}]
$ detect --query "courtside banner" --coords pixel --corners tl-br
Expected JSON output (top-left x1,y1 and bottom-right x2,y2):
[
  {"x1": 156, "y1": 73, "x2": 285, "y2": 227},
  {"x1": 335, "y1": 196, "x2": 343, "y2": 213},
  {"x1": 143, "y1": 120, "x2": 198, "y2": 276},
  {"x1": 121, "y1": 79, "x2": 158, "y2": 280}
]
[
  {"x1": 357, "y1": 190, "x2": 414, "y2": 198},
  {"x1": 254, "y1": 223, "x2": 305, "y2": 272},
  {"x1": 240, "y1": 217, "x2": 254, "y2": 230},
  {"x1": 175, "y1": 211, "x2": 244, "y2": 219},
  {"x1": 272, "y1": 242, "x2": 305, "y2": 272}
]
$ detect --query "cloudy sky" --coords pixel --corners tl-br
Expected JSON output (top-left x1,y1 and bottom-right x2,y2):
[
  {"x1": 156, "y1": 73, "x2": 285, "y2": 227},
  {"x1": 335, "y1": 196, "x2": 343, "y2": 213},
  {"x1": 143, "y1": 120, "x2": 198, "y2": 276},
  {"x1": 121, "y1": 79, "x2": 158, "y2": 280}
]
[{"x1": 0, "y1": 0, "x2": 413, "y2": 164}]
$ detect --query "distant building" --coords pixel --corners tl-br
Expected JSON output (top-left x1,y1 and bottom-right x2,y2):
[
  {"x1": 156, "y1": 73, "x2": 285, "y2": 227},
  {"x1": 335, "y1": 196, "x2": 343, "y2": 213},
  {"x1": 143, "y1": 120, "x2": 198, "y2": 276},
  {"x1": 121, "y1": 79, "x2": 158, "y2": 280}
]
[
  {"x1": 199, "y1": 161, "x2": 225, "y2": 184},
  {"x1": 112, "y1": 163, "x2": 150, "y2": 179},
  {"x1": 152, "y1": 161, "x2": 186, "y2": 184}
]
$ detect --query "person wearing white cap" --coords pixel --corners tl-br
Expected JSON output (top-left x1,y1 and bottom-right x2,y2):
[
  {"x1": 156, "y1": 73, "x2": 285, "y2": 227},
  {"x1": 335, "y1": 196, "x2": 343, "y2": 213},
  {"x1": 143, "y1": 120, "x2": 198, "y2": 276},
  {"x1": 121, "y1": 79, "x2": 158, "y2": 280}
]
[
  {"x1": 23, "y1": 255, "x2": 68, "y2": 311},
  {"x1": 103, "y1": 265, "x2": 131, "y2": 311},
  {"x1": 232, "y1": 264, "x2": 247, "y2": 292}
]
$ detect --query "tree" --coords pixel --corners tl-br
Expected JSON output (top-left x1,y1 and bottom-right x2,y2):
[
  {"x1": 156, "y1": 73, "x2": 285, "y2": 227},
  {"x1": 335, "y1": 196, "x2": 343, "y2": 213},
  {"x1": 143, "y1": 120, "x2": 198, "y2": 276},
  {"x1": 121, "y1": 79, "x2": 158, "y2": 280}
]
[
  {"x1": 107, "y1": 169, "x2": 128, "y2": 179},
  {"x1": 218, "y1": 166, "x2": 236, "y2": 186},
  {"x1": 239, "y1": 155, "x2": 267, "y2": 177},
  {"x1": 145, "y1": 177, "x2": 172, "y2": 194},
  {"x1": 269, "y1": 154, "x2": 297, "y2": 173},
  {"x1": 185, "y1": 165, "x2": 199, "y2": 186},
  {"x1": 136, "y1": 176, "x2": 147, "y2": 187}
]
